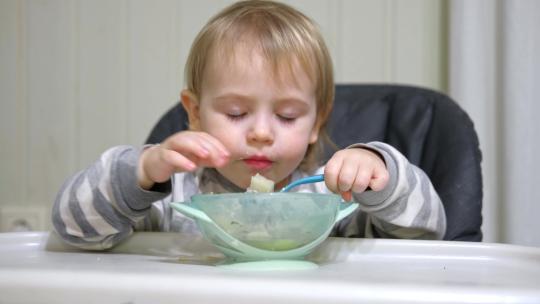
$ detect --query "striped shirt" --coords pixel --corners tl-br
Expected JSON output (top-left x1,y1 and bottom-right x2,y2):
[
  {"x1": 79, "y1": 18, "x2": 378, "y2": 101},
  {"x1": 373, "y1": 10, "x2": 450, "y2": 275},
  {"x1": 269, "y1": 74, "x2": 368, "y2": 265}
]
[{"x1": 52, "y1": 142, "x2": 446, "y2": 250}]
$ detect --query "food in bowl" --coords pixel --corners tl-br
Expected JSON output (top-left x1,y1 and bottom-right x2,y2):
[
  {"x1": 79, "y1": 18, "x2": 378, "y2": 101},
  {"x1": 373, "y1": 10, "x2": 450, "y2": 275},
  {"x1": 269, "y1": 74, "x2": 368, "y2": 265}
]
[
  {"x1": 169, "y1": 175, "x2": 359, "y2": 266},
  {"x1": 170, "y1": 192, "x2": 357, "y2": 261}
]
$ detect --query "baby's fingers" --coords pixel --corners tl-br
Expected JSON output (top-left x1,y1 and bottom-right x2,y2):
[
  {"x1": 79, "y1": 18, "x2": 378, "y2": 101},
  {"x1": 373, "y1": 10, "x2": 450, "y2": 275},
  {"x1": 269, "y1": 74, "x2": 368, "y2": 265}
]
[
  {"x1": 166, "y1": 133, "x2": 229, "y2": 168},
  {"x1": 195, "y1": 133, "x2": 230, "y2": 167},
  {"x1": 350, "y1": 170, "x2": 372, "y2": 194},
  {"x1": 341, "y1": 190, "x2": 352, "y2": 202},
  {"x1": 337, "y1": 161, "x2": 360, "y2": 193},
  {"x1": 161, "y1": 149, "x2": 197, "y2": 172},
  {"x1": 324, "y1": 154, "x2": 344, "y2": 194},
  {"x1": 140, "y1": 146, "x2": 196, "y2": 187},
  {"x1": 368, "y1": 166, "x2": 389, "y2": 191},
  {"x1": 324, "y1": 153, "x2": 355, "y2": 199}
]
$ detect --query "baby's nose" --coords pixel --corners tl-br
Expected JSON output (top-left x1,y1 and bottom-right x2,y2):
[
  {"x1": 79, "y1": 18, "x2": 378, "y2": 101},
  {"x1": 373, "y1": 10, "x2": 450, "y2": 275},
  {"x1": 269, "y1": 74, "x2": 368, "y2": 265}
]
[{"x1": 247, "y1": 116, "x2": 274, "y2": 144}]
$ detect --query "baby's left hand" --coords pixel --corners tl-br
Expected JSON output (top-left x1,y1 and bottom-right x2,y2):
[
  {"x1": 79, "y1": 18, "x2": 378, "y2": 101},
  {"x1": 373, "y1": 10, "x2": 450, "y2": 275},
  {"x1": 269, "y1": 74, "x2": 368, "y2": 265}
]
[{"x1": 324, "y1": 148, "x2": 389, "y2": 201}]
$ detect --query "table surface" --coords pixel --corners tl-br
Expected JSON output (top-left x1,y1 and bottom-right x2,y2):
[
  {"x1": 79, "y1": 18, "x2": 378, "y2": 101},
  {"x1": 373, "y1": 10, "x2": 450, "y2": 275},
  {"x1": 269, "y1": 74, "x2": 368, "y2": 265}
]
[{"x1": 1, "y1": 232, "x2": 539, "y2": 304}]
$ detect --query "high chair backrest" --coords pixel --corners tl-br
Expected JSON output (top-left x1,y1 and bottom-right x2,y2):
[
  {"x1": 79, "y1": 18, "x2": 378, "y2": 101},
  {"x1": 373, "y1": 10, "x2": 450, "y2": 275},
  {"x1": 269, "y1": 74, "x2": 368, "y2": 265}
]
[{"x1": 146, "y1": 84, "x2": 483, "y2": 241}]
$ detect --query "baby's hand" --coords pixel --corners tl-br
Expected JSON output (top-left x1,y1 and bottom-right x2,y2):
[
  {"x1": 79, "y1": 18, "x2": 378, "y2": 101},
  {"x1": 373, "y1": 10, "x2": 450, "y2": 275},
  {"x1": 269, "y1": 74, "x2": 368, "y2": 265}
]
[
  {"x1": 137, "y1": 131, "x2": 230, "y2": 189},
  {"x1": 324, "y1": 148, "x2": 389, "y2": 201}
]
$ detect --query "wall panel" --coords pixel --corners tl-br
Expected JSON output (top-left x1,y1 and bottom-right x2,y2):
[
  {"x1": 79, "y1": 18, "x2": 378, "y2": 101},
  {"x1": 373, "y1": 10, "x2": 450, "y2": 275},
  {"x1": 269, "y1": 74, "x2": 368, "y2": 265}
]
[
  {"x1": 0, "y1": 0, "x2": 26, "y2": 205},
  {"x1": 393, "y1": 0, "x2": 445, "y2": 89},
  {"x1": 78, "y1": 0, "x2": 128, "y2": 165},
  {"x1": 128, "y1": 0, "x2": 180, "y2": 144},
  {"x1": 25, "y1": 0, "x2": 77, "y2": 206}
]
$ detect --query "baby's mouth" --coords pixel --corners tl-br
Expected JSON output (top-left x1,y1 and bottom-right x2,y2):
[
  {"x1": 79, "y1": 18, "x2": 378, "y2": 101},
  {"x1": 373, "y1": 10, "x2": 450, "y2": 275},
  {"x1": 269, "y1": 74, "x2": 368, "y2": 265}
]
[{"x1": 243, "y1": 156, "x2": 273, "y2": 170}]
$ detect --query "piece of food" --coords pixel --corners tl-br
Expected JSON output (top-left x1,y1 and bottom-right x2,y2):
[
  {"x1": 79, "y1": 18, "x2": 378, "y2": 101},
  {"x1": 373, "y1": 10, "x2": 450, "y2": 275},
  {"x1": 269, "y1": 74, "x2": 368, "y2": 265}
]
[{"x1": 247, "y1": 173, "x2": 275, "y2": 192}]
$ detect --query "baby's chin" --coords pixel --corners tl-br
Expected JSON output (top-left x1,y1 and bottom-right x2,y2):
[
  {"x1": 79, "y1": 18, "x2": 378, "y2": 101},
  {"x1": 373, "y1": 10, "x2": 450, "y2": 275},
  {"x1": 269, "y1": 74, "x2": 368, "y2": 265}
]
[{"x1": 214, "y1": 167, "x2": 252, "y2": 190}]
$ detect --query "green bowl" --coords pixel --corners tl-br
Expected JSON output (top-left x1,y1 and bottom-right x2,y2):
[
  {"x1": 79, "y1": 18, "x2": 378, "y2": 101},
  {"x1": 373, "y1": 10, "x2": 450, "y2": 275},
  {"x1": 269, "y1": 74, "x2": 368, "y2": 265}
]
[{"x1": 170, "y1": 193, "x2": 358, "y2": 264}]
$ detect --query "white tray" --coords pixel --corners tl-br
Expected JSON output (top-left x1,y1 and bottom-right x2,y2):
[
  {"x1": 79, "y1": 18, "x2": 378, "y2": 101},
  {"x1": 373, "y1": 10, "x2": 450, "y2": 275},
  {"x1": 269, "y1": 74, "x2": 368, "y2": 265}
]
[{"x1": 1, "y1": 232, "x2": 539, "y2": 303}]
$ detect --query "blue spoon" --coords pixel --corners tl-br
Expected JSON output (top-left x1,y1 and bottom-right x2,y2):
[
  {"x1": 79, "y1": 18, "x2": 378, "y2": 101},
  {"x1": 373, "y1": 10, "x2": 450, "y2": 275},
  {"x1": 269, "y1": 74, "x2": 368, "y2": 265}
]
[{"x1": 280, "y1": 174, "x2": 325, "y2": 192}]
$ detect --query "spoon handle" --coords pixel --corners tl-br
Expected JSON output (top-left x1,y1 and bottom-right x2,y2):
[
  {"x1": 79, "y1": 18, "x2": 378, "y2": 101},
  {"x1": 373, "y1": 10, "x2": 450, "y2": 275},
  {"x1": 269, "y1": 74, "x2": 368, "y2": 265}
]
[{"x1": 280, "y1": 174, "x2": 325, "y2": 192}]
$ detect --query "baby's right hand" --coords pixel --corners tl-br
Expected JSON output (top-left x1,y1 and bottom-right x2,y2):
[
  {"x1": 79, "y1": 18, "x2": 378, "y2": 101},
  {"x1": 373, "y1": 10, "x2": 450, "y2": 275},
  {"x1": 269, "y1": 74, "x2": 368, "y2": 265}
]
[{"x1": 137, "y1": 131, "x2": 230, "y2": 189}]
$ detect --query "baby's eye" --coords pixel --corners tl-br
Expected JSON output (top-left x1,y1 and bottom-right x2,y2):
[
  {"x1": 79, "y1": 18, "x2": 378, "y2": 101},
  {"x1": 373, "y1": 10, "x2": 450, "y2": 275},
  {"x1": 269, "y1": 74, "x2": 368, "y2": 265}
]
[
  {"x1": 277, "y1": 114, "x2": 297, "y2": 123},
  {"x1": 226, "y1": 112, "x2": 247, "y2": 121}
]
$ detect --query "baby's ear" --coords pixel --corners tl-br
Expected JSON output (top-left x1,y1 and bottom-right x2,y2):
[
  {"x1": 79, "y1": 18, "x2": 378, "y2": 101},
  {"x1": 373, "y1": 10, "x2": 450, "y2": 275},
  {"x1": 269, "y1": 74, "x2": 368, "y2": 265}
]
[
  {"x1": 309, "y1": 120, "x2": 320, "y2": 144},
  {"x1": 181, "y1": 90, "x2": 201, "y2": 130}
]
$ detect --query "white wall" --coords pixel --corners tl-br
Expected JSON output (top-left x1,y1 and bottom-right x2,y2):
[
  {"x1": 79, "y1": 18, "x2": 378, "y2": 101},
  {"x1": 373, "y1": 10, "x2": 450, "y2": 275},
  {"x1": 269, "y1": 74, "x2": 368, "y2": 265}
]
[
  {"x1": 0, "y1": 0, "x2": 445, "y2": 232},
  {"x1": 449, "y1": 0, "x2": 540, "y2": 247}
]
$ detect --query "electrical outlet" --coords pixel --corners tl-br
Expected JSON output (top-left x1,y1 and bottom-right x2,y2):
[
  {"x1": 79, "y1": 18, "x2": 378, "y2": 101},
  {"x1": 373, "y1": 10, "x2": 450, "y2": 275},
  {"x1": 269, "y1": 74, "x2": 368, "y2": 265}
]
[{"x1": 0, "y1": 205, "x2": 48, "y2": 232}]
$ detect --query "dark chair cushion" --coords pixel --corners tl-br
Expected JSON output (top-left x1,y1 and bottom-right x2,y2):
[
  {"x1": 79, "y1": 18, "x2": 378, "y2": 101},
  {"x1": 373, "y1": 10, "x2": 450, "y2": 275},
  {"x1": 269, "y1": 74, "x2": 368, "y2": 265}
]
[{"x1": 146, "y1": 84, "x2": 483, "y2": 241}]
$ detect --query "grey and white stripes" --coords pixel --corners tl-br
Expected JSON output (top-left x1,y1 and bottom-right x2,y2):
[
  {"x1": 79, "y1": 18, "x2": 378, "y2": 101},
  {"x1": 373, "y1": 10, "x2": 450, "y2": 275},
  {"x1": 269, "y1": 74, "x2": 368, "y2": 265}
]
[
  {"x1": 52, "y1": 142, "x2": 446, "y2": 250},
  {"x1": 53, "y1": 146, "x2": 168, "y2": 250},
  {"x1": 346, "y1": 142, "x2": 446, "y2": 239}
]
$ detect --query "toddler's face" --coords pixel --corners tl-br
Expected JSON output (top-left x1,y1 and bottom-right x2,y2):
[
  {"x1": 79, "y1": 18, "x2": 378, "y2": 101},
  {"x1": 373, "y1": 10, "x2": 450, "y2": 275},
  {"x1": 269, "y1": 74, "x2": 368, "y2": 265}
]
[{"x1": 188, "y1": 46, "x2": 319, "y2": 190}]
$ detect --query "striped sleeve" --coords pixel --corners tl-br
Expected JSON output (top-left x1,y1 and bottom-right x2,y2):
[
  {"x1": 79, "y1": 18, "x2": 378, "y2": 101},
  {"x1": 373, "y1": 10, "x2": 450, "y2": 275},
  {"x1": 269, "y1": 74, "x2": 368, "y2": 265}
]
[
  {"x1": 339, "y1": 142, "x2": 447, "y2": 240},
  {"x1": 51, "y1": 145, "x2": 170, "y2": 250}
]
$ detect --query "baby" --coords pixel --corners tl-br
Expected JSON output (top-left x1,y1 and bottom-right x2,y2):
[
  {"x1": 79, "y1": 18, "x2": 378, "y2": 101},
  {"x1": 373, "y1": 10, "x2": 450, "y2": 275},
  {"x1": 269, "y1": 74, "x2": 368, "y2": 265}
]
[{"x1": 52, "y1": 0, "x2": 446, "y2": 250}]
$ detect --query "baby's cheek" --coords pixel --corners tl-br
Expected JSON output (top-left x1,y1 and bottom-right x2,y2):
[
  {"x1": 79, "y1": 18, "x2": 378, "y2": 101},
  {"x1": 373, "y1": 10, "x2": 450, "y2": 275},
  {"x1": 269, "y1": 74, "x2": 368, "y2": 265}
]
[
  {"x1": 210, "y1": 129, "x2": 243, "y2": 155},
  {"x1": 278, "y1": 139, "x2": 309, "y2": 161}
]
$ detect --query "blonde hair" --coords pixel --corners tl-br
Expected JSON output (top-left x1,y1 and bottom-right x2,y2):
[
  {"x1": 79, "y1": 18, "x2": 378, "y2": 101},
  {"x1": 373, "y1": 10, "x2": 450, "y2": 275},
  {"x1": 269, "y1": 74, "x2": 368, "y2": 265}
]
[{"x1": 185, "y1": 0, "x2": 334, "y2": 171}]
